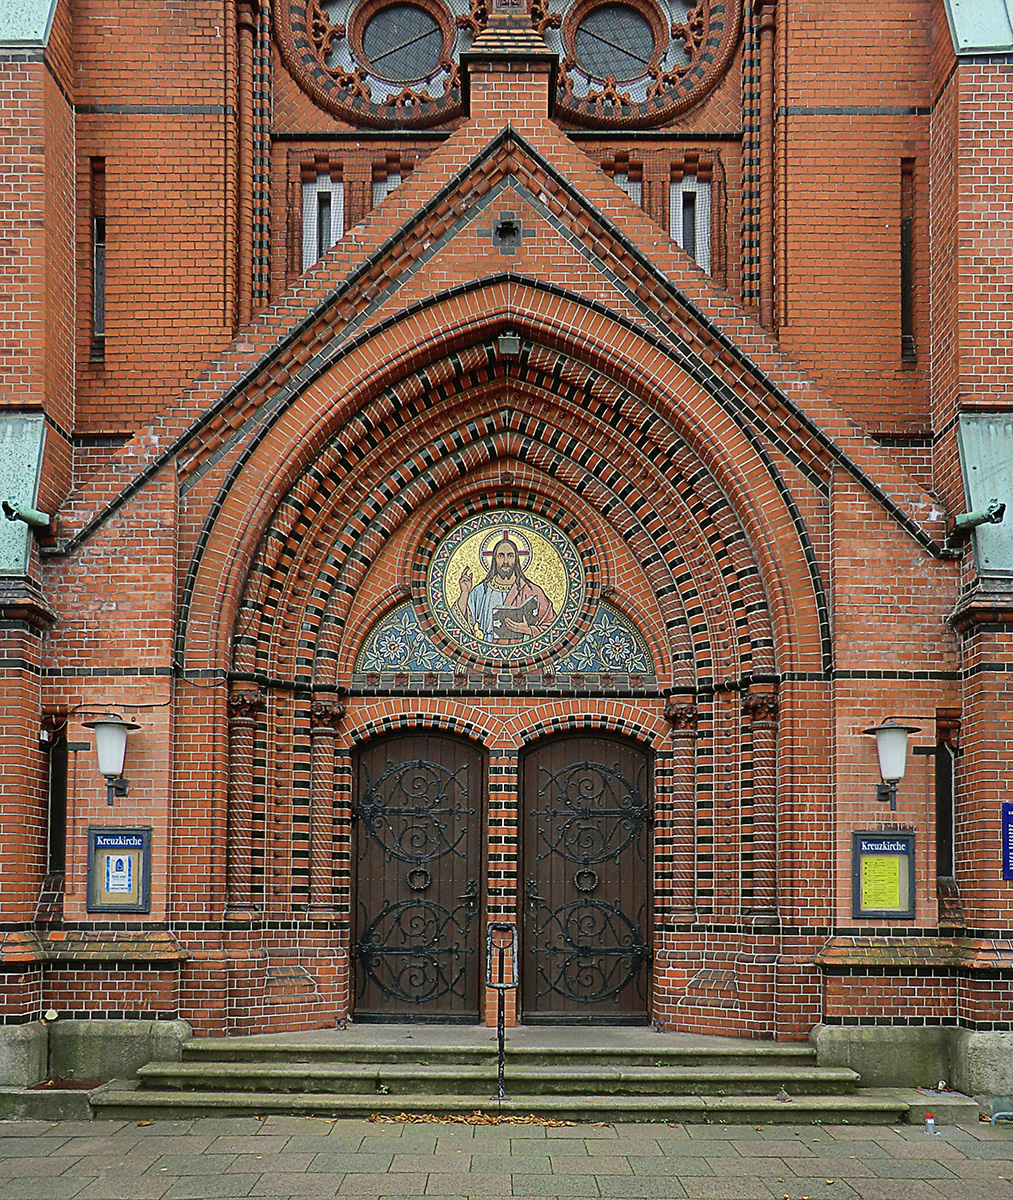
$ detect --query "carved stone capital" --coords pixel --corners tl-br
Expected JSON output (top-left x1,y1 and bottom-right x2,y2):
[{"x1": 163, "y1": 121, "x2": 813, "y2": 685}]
[
  {"x1": 236, "y1": 0, "x2": 260, "y2": 33},
  {"x1": 228, "y1": 686, "x2": 265, "y2": 721},
  {"x1": 310, "y1": 698, "x2": 346, "y2": 731},
  {"x1": 753, "y1": 0, "x2": 776, "y2": 29},
  {"x1": 664, "y1": 697, "x2": 698, "y2": 732},
  {"x1": 742, "y1": 691, "x2": 779, "y2": 723}
]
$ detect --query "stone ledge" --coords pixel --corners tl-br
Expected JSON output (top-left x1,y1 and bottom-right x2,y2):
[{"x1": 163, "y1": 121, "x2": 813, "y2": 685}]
[
  {"x1": 0, "y1": 929, "x2": 188, "y2": 967},
  {"x1": 816, "y1": 936, "x2": 1013, "y2": 971}
]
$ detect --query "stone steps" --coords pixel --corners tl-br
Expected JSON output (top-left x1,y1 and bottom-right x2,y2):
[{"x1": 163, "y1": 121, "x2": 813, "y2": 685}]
[
  {"x1": 84, "y1": 1029, "x2": 965, "y2": 1124},
  {"x1": 179, "y1": 1038, "x2": 820, "y2": 1069},
  {"x1": 83, "y1": 1030, "x2": 926, "y2": 1124},
  {"x1": 89, "y1": 1080, "x2": 912, "y2": 1125},
  {"x1": 136, "y1": 1059, "x2": 861, "y2": 1097}
]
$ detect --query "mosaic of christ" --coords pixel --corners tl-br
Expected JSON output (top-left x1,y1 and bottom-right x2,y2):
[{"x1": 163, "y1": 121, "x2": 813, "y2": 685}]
[{"x1": 428, "y1": 514, "x2": 579, "y2": 652}]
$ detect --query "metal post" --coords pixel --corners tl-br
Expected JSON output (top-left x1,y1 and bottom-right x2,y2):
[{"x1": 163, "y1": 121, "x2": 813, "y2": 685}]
[
  {"x1": 486, "y1": 922, "x2": 518, "y2": 1103},
  {"x1": 105, "y1": 776, "x2": 128, "y2": 806},
  {"x1": 497, "y1": 944, "x2": 506, "y2": 1101}
]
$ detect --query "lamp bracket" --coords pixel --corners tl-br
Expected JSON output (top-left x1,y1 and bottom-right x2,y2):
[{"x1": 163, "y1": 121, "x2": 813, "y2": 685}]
[
  {"x1": 105, "y1": 776, "x2": 128, "y2": 807},
  {"x1": 876, "y1": 781, "x2": 898, "y2": 811}
]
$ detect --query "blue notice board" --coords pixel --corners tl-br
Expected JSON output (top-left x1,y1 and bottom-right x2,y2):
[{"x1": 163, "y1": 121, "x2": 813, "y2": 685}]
[{"x1": 1003, "y1": 804, "x2": 1013, "y2": 881}]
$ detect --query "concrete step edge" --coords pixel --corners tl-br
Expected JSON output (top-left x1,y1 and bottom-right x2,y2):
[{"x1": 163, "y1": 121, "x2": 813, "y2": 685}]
[
  {"x1": 143, "y1": 1061, "x2": 856, "y2": 1081},
  {"x1": 91, "y1": 1086, "x2": 912, "y2": 1117},
  {"x1": 182, "y1": 1041, "x2": 817, "y2": 1061}
]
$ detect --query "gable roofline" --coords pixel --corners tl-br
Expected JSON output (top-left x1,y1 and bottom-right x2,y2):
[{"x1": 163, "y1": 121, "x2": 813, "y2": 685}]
[{"x1": 49, "y1": 126, "x2": 951, "y2": 563}]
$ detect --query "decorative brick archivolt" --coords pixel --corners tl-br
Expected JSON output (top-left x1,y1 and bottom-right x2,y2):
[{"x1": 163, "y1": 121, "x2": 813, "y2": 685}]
[
  {"x1": 503, "y1": 700, "x2": 671, "y2": 750},
  {"x1": 217, "y1": 330, "x2": 791, "y2": 696},
  {"x1": 344, "y1": 702, "x2": 504, "y2": 748},
  {"x1": 248, "y1": 416, "x2": 749, "y2": 692},
  {"x1": 175, "y1": 289, "x2": 828, "y2": 699}
]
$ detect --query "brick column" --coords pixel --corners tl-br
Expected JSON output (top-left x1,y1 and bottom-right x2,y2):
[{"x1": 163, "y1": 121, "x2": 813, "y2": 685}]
[
  {"x1": 952, "y1": 613, "x2": 1013, "y2": 933},
  {"x1": 226, "y1": 685, "x2": 264, "y2": 917},
  {"x1": 743, "y1": 690, "x2": 779, "y2": 921},
  {"x1": 235, "y1": 0, "x2": 259, "y2": 327},
  {"x1": 0, "y1": 590, "x2": 53, "y2": 925},
  {"x1": 754, "y1": 0, "x2": 777, "y2": 329},
  {"x1": 664, "y1": 698, "x2": 698, "y2": 923},
  {"x1": 308, "y1": 696, "x2": 345, "y2": 918}
]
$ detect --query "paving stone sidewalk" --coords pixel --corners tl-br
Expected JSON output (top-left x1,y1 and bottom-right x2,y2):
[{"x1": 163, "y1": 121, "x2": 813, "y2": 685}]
[{"x1": 0, "y1": 1115, "x2": 1010, "y2": 1200}]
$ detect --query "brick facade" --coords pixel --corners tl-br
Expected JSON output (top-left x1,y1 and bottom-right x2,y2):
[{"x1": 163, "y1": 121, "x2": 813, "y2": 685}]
[{"x1": 2, "y1": 0, "x2": 1012, "y2": 1060}]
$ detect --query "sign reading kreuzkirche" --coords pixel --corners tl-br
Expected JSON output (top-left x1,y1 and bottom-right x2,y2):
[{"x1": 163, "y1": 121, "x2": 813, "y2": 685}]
[{"x1": 87, "y1": 827, "x2": 152, "y2": 913}]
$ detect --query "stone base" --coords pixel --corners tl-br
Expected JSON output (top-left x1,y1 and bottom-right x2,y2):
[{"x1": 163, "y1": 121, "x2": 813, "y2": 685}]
[
  {"x1": 47, "y1": 1018, "x2": 192, "y2": 1082},
  {"x1": 953, "y1": 1030, "x2": 1013, "y2": 1102},
  {"x1": 811, "y1": 1024, "x2": 954, "y2": 1088},
  {"x1": 0, "y1": 1023, "x2": 47, "y2": 1087}
]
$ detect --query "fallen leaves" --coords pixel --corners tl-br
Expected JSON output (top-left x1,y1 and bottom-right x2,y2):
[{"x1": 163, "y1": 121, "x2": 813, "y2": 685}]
[{"x1": 369, "y1": 1110, "x2": 577, "y2": 1126}]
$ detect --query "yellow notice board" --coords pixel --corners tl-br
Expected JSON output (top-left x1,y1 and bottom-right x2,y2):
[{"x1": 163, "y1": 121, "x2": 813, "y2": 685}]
[
  {"x1": 852, "y1": 833, "x2": 914, "y2": 918},
  {"x1": 861, "y1": 854, "x2": 901, "y2": 910}
]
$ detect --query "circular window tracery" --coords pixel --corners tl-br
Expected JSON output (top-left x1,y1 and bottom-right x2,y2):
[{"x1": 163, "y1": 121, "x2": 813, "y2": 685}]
[
  {"x1": 276, "y1": 0, "x2": 739, "y2": 129},
  {"x1": 361, "y1": 4, "x2": 444, "y2": 81},
  {"x1": 547, "y1": 0, "x2": 738, "y2": 126},
  {"x1": 573, "y1": 5, "x2": 656, "y2": 83}
]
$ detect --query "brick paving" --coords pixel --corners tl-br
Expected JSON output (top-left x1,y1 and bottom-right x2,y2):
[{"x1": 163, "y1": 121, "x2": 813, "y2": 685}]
[{"x1": 0, "y1": 1117, "x2": 1010, "y2": 1200}]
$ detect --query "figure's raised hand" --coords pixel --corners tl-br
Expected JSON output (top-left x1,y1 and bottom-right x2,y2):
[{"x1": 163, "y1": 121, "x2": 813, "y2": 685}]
[{"x1": 457, "y1": 566, "x2": 473, "y2": 616}]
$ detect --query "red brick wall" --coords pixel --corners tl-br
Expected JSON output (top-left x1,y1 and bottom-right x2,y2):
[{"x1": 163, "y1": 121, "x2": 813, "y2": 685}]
[
  {"x1": 777, "y1": 0, "x2": 934, "y2": 435},
  {"x1": 43, "y1": 968, "x2": 178, "y2": 1016},
  {"x1": 824, "y1": 972, "x2": 957, "y2": 1024},
  {"x1": 4, "y1": 2, "x2": 1013, "y2": 1043},
  {"x1": 71, "y1": 0, "x2": 236, "y2": 436}
]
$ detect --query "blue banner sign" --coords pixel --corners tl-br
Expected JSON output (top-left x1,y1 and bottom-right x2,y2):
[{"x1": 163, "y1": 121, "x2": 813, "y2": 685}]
[
  {"x1": 94, "y1": 832, "x2": 145, "y2": 850},
  {"x1": 858, "y1": 837, "x2": 910, "y2": 855},
  {"x1": 1003, "y1": 803, "x2": 1013, "y2": 881}
]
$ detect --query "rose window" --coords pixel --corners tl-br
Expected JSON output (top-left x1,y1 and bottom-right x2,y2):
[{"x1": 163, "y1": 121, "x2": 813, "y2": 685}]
[
  {"x1": 277, "y1": 0, "x2": 738, "y2": 128},
  {"x1": 542, "y1": 0, "x2": 739, "y2": 127}
]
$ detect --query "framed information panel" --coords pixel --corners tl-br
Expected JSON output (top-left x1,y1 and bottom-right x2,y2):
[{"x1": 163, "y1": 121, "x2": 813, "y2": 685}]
[
  {"x1": 1003, "y1": 802, "x2": 1013, "y2": 881},
  {"x1": 852, "y1": 832, "x2": 915, "y2": 920},
  {"x1": 87, "y1": 827, "x2": 151, "y2": 913}
]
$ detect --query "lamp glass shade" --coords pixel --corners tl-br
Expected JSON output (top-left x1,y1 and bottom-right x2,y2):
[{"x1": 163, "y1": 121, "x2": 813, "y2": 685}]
[
  {"x1": 83, "y1": 715, "x2": 139, "y2": 778},
  {"x1": 874, "y1": 725, "x2": 909, "y2": 782},
  {"x1": 863, "y1": 719, "x2": 921, "y2": 783}
]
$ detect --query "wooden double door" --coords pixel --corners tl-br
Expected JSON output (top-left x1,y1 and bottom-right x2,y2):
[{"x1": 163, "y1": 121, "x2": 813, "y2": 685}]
[{"x1": 352, "y1": 732, "x2": 651, "y2": 1023}]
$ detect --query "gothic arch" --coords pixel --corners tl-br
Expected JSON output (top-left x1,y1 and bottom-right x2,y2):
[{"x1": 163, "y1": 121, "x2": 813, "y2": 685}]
[{"x1": 176, "y1": 281, "x2": 829, "y2": 690}]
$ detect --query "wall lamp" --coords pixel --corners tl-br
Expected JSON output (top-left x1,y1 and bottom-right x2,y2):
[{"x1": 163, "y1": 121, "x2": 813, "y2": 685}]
[
  {"x1": 863, "y1": 717, "x2": 921, "y2": 811},
  {"x1": 947, "y1": 497, "x2": 1005, "y2": 547},
  {"x1": 2, "y1": 497, "x2": 51, "y2": 529},
  {"x1": 82, "y1": 714, "x2": 140, "y2": 805}
]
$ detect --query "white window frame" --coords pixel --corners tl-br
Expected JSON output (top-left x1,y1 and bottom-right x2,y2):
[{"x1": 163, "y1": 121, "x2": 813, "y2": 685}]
[
  {"x1": 669, "y1": 175, "x2": 711, "y2": 274},
  {"x1": 302, "y1": 174, "x2": 344, "y2": 271}
]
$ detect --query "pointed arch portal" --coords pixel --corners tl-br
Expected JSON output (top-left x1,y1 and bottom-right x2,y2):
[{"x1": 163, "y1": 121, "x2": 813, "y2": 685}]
[{"x1": 182, "y1": 281, "x2": 836, "y2": 1032}]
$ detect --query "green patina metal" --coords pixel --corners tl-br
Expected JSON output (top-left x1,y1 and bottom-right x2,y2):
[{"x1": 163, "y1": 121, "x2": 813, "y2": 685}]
[
  {"x1": 957, "y1": 412, "x2": 1013, "y2": 576},
  {"x1": 0, "y1": 414, "x2": 46, "y2": 576},
  {"x1": 945, "y1": 0, "x2": 1013, "y2": 55},
  {"x1": 0, "y1": 0, "x2": 58, "y2": 48}
]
